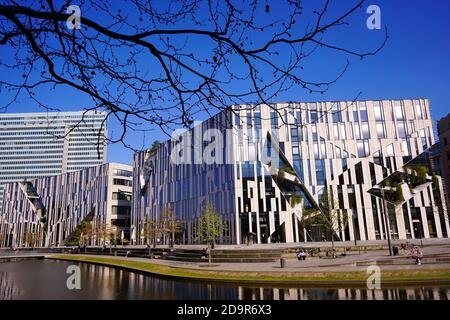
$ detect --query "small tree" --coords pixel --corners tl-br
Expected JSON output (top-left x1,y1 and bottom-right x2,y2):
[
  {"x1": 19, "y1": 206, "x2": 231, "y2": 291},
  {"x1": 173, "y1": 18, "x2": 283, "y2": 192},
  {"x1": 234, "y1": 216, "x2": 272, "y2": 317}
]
[
  {"x1": 195, "y1": 203, "x2": 226, "y2": 265},
  {"x1": 142, "y1": 217, "x2": 153, "y2": 245},
  {"x1": 150, "y1": 140, "x2": 161, "y2": 152},
  {"x1": 65, "y1": 214, "x2": 94, "y2": 246},
  {"x1": 161, "y1": 207, "x2": 183, "y2": 248},
  {"x1": 106, "y1": 225, "x2": 120, "y2": 248},
  {"x1": 141, "y1": 212, "x2": 169, "y2": 248},
  {"x1": 142, "y1": 216, "x2": 158, "y2": 248},
  {"x1": 90, "y1": 219, "x2": 108, "y2": 246},
  {"x1": 23, "y1": 230, "x2": 42, "y2": 248}
]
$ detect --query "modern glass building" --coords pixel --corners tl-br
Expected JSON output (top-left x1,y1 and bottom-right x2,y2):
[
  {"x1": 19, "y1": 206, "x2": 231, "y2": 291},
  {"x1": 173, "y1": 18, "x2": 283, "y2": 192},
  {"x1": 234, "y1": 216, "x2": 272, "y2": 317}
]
[
  {"x1": 438, "y1": 114, "x2": 450, "y2": 211},
  {"x1": 0, "y1": 110, "x2": 108, "y2": 209},
  {"x1": 132, "y1": 98, "x2": 449, "y2": 245},
  {"x1": 0, "y1": 163, "x2": 132, "y2": 248}
]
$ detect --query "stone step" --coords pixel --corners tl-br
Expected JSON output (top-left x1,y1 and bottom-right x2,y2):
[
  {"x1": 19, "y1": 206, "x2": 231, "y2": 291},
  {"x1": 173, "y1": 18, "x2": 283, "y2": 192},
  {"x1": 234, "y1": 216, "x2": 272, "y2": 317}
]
[
  {"x1": 213, "y1": 249, "x2": 283, "y2": 254},
  {"x1": 357, "y1": 257, "x2": 450, "y2": 266},
  {"x1": 210, "y1": 253, "x2": 281, "y2": 258}
]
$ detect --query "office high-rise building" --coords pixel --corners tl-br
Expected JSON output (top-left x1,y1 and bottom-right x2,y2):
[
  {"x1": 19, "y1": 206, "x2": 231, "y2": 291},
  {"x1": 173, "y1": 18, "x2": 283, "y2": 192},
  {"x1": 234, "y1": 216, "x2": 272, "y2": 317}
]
[
  {"x1": 132, "y1": 99, "x2": 449, "y2": 245},
  {"x1": 0, "y1": 111, "x2": 108, "y2": 208}
]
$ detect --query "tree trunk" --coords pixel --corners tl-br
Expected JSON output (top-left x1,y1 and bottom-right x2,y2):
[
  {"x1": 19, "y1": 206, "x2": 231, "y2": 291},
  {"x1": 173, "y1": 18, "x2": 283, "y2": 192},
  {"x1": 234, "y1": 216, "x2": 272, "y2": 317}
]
[
  {"x1": 208, "y1": 242, "x2": 212, "y2": 266},
  {"x1": 171, "y1": 230, "x2": 175, "y2": 248}
]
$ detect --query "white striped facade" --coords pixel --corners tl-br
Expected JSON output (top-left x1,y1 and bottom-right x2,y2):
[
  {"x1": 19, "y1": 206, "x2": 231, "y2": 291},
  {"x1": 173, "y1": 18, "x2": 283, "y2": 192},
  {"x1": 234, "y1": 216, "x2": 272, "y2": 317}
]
[
  {"x1": 0, "y1": 163, "x2": 132, "y2": 248},
  {"x1": 134, "y1": 99, "x2": 449, "y2": 244}
]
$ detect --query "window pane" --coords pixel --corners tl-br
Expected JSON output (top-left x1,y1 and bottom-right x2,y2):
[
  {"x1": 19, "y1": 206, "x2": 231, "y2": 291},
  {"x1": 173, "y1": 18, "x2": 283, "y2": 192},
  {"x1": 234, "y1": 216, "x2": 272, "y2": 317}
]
[
  {"x1": 311, "y1": 111, "x2": 318, "y2": 123},
  {"x1": 373, "y1": 102, "x2": 383, "y2": 121},
  {"x1": 333, "y1": 124, "x2": 339, "y2": 139},
  {"x1": 320, "y1": 139, "x2": 327, "y2": 158},
  {"x1": 414, "y1": 101, "x2": 423, "y2": 119},
  {"x1": 386, "y1": 144, "x2": 394, "y2": 157},
  {"x1": 402, "y1": 140, "x2": 410, "y2": 156},
  {"x1": 361, "y1": 123, "x2": 370, "y2": 139},
  {"x1": 312, "y1": 124, "x2": 318, "y2": 141},
  {"x1": 360, "y1": 102, "x2": 368, "y2": 122},
  {"x1": 332, "y1": 105, "x2": 340, "y2": 123},
  {"x1": 357, "y1": 141, "x2": 365, "y2": 157},
  {"x1": 357, "y1": 140, "x2": 370, "y2": 157},
  {"x1": 376, "y1": 123, "x2": 385, "y2": 138},
  {"x1": 335, "y1": 146, "x2": 341, "y2": 158},
  {"x1": 315, "y1": 159, "x2": 325, "y2": 185},
  {"x1": 314, "y1": 143, "x2": 320, "y2": 159},
  {"x1": 340, "y1": 124, "x2": 346, "y2": 139},
  {"x1": 398, "y1": 121, "x2": 407, "y2": 138},
  {"x1": 394, "y1": 101, "x2": 404, "y2": 120}
]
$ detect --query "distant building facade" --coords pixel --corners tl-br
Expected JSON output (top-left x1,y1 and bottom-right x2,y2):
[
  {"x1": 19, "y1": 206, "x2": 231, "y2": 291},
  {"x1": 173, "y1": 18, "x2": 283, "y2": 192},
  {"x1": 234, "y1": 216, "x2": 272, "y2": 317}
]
[
  {"x1": 0, "y1": 163, "x2": 132, "y2": 248},
  {"x1": 132, "y1": 99, "x2": 449, "y2": 245},
  {"x1": 0, "y1": 110, "x2": 108, "y2": 209},
  {"x1": 438, "y1": 114, "x2": 450, "y2": 210}
]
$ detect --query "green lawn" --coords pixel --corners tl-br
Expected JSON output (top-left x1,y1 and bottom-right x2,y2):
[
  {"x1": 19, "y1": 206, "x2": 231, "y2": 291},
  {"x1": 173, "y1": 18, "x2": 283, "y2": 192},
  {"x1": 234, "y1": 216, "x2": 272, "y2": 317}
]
[{"x1": 48, "y1": 254, "x2": 450, "y2": 286}]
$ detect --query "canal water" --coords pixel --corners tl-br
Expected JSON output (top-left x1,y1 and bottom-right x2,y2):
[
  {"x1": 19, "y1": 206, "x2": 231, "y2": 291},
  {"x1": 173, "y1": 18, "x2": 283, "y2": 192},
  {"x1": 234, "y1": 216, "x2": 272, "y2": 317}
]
[{"x1": 0, "y1": 259, "x2": 449, "y2": 300}]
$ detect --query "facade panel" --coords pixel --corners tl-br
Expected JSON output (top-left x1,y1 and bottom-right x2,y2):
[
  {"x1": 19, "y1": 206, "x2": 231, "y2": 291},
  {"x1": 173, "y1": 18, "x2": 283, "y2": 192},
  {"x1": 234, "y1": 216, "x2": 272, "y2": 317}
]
[{"x1": 0, "y1": 163, "x2": 132, "y2": 248}]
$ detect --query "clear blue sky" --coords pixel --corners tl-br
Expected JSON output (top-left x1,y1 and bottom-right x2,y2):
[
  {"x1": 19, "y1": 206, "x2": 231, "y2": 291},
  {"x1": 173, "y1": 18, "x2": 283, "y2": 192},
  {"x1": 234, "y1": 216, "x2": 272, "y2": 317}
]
[{"x1": 1, "y1": 0, "x2": 449, "y2": 165}]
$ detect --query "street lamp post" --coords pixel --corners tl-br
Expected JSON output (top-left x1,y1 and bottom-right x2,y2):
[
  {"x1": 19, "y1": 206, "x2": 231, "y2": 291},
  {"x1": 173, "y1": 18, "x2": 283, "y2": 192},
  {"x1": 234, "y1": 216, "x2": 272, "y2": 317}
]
[
  {"x1": 381, "y1": 186, "x2": 393, "y2": 256},
  {"x1": 377, "y1": 139, "x2": 394, "y2": 256},
  {"x1": 420, "y1": 218, "x2": 424, "y2": 247}
]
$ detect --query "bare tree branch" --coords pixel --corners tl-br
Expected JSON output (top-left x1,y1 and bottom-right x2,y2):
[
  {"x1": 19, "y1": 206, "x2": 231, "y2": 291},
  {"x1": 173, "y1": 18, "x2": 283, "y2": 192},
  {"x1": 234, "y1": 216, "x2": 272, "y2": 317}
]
[{"x1": 0, "y1": 0, "x2": 387, "y2": 151}]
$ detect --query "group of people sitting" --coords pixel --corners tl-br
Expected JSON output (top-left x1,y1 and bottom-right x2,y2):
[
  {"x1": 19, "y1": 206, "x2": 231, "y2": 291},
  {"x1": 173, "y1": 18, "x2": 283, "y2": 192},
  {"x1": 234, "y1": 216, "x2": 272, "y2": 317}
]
[{"x1": 295, "y1": 243, "x2": 424, "y2": 265}]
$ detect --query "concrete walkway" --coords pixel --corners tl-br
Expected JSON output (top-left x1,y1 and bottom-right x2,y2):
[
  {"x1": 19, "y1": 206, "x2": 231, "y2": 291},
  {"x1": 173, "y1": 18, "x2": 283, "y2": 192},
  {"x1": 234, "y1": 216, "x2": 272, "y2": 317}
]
[{"x1": 4, "y1": 238, "x2": 450, "y2": 274}]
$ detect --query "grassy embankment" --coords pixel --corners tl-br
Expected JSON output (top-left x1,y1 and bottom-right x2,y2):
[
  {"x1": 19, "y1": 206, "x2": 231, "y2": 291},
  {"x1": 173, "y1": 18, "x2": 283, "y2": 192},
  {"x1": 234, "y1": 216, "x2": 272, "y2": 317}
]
[{"x1": 49, "y1": 254, "x2": 450, "y2": 286}]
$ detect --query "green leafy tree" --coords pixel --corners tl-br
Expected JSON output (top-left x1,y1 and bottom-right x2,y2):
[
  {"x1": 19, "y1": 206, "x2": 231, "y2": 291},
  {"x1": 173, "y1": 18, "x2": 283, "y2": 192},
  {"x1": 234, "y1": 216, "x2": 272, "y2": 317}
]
[
  {"x1": 107, "y1": 225, "x2": 120, "y2": 247},
  {"x1": 407, "y1": 165, "x2": 429, "y2": 188},
  {"x1": 150, "y1": 140, "x2": 161, "y2": 152},
  {"x1": 64, "y1": 214, "x2": 94, "y2": 246},
  {"x1": 142, "y1": 216, "x2": 157, "y2": 247},
  {"x1": 161, "y1": 207, "x2": 183, "y2": 248},
  {"x1": 195, "y1": 202, "x2": 226, "y2": 265},
  {"x1": 394, "y1": 183, "x2": 405, "y2": 203}
]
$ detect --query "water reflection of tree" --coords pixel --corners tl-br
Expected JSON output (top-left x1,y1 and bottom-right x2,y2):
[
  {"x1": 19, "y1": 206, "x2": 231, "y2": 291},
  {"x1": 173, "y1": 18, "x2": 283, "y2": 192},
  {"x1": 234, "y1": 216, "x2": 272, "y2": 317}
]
[{"x1": 0, "y1": 271, "x2": 20, "y2": 300}]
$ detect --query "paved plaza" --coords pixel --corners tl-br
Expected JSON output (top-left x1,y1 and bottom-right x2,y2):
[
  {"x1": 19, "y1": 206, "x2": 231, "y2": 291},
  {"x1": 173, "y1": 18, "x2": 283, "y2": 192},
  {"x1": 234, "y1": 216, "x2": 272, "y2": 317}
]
[{"x1": 54, "y1": 239, "x2": 450, "y2": 273}]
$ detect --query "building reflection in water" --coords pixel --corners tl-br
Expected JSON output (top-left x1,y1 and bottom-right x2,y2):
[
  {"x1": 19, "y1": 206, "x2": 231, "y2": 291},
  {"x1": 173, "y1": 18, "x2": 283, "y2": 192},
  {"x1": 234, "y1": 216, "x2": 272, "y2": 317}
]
[
  {"x1": 0, "y1": 271, "x2": 20, "y2": 300},
  {"x1": 78, "y1": 262, "x2": 239, "y2": 300},
  {"x1": 0, "y1": 260, "x2": 449, "y2": 300},
  {"x1": 237, "y1": 286, "x2": 450, "y2": 300}
]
